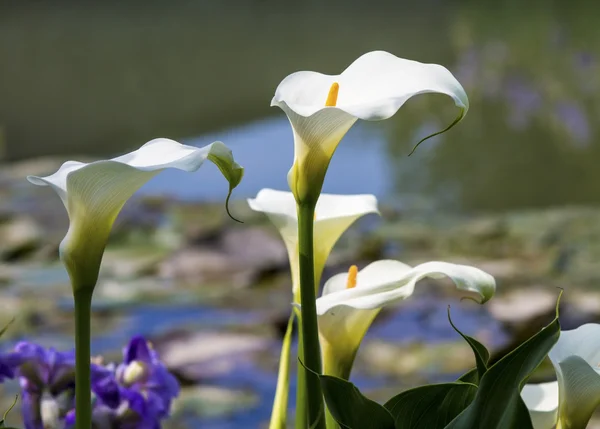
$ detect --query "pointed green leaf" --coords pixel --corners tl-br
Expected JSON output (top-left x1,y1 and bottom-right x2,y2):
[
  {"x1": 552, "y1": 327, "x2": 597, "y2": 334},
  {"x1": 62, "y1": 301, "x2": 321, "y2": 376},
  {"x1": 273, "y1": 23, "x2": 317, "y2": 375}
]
[
  {"x1": 318, "y1": 375, "x2": 395, "y2": 429},
  {"x1": 384, "y1": 382, "x2": 477, "y2": 429},
  {"x1": 448, "y1": 306, "x2": 489, "y2": 384},
  {"x1": 445, "y1": 292, "x2": 562, "y2": 429},
  {"x1": 268, "y1": 313, "x2": 295, "y2": 429}
]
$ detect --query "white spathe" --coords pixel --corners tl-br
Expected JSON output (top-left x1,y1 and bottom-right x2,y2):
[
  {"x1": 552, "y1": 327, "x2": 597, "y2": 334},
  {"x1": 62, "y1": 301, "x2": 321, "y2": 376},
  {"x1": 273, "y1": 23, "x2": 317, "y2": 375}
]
[
  {"x1": 521, "y1": 382, "x2": 559, "y2": 429},
  {"x1": 315, "y1": 260, "x2": 495, "y2": 378},
  {"x1": 247, "y1": 188, "x2": 378, "y2": 298},
  {"x1": 547, "y1": 324, "x2": 600, "y2": 429},
  {"x1": 29, "y1": 138, "x2": 243, "y2": 290},
  {"x1": 272, "y1": 50, "x2": 469, "y2": 201}
]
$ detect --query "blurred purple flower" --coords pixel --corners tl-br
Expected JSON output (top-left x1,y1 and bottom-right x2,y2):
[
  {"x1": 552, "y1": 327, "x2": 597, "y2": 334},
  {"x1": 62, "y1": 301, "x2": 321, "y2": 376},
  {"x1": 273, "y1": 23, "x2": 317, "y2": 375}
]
[
  {"x1": 455, "y1": 48, "x2": 479, "y2": 89},
  {"x1": 504, "y1": 75, "x2": 542, "y2": 130},
  {"x1": 0, "y1": 336, "x2": 178, "y2": 429},
  {"x1": 116, "y1": 336, "x2": 179, "y2": 424},
  {"x1": 0, "y1": 342, "x2": 76, "y2": 429},
  {"x1": 66, "y1": 336, "x2": 179, "y2": 429},
  {"x1": 555, "y1": 101, "x2": 590, "y2": 146},
  {"x1": 575, "y1": 52, "x2": 595, "y2": 70}
]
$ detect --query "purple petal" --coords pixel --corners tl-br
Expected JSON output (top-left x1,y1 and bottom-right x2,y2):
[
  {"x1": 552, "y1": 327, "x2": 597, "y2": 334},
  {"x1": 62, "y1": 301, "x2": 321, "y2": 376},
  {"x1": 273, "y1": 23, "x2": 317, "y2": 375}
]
[
  {"x1": 0, "y1": 360, "x2": 15, "y2": 381},
  {"x1": 91, "y1": 364, "x2": 121, "y2": 409},
  {"x1": 123, "y1": 336, "x2": 152, "y2": 364},
  {"x1": 64, "y1": 409, "x2": 75, "y2": 428},
  {"x1": 21, "y1": 391, "x2": 43, "y2": 429},
  {"x1": 148, "y1": 365, "x2": 180, "y2": 403}
]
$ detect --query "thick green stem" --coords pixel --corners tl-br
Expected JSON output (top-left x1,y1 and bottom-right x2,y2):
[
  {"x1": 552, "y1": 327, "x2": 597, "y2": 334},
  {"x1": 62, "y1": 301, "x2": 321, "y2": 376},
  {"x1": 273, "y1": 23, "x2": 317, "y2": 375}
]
[
  {"x1": 297, "y1": 202, "x2": 326, "y2": 429},
  {"x1": 74, "y1": 288, "x2": 93, "y2": 429}
]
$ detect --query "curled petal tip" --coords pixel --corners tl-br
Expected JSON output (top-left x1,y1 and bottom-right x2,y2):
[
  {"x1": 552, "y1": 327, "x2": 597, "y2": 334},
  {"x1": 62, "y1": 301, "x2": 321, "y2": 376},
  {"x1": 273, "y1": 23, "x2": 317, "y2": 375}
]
[
  {"x1": 408, "y1": 109, "x2": 466, "y2": 156},
  {"x1": 225, "y1": 192, "x2": 243, "y2": 223}
]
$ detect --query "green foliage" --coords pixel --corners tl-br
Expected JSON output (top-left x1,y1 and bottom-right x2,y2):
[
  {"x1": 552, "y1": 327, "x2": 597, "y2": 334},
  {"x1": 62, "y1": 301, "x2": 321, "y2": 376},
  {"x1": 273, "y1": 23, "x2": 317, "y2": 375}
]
[
  {"x1": 384, "y1": 383, "x2": 477, "y2": 428},
  {"x1": 445, "y1": 292, "x2": 561, "y2": 429},
  {"x1": 318, "y1": 375, "x2": 395, "y2": 429},
  {"x1": 318, "y1": 292, "x2": 562, "y2": 429},
  {"x1": 447, "y1": 307, "x2": 489, "y2": 385}
]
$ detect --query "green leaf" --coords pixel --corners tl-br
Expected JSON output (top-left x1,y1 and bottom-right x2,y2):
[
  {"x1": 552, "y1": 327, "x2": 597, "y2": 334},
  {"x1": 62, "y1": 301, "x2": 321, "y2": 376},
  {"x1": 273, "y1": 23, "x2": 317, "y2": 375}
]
[
  {"x1": 448, "y1": 306, "x2": 489, "y2": 384},
  {"x1": 457, "y1": 368, "x2": 479, "y2": 384},
  {"x1": 384, "y1": 382, "x2": 477, "y2": 429},
  {"x1": 445, "y1": 291, "x2": 562, "y2": 429},
  {"x1": 268, "y1": 313, "x2": 295, "y2": 429},
  {"x1": 318, "y1": 375, "x2": 395, "y2": 429}
]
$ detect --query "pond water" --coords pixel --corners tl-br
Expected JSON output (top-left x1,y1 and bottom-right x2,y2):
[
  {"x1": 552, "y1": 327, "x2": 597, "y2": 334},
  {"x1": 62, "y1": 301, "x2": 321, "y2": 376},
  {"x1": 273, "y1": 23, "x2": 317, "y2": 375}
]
[
  {"x1": 138, "y1": 117, "x2": 393, "y2": 202},
  {"x1": 2, "y1": 1, "x2": 600, "y2": 212}
]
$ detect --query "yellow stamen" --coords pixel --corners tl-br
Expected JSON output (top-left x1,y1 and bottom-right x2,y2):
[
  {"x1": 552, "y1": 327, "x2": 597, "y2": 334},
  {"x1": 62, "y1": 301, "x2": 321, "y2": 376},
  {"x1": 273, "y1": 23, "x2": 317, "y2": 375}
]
[
  {"x1": 325, "y1": 82, "x2": 340, "y2": 107},
  {"x1": 346, "y1": 265, "x2": 358, "y2": 289}
]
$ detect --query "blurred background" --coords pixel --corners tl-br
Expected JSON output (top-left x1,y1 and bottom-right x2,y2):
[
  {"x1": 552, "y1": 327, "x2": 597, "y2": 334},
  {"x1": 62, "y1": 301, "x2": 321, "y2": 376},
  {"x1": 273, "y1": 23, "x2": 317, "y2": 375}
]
[{"x1": 1, "y1": 0, "x2": 599, "y2": 427}]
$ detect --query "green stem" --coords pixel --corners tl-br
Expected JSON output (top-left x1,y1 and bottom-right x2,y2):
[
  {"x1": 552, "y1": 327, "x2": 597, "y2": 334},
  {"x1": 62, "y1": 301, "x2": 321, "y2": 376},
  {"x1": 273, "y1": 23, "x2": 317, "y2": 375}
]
[
  {"x1": 74, "y1": 288, "x2": 93, "y2": 429},
  {"x1": 295, "y1": 310, "x2": 307, "y2": 429},
  {"x1": 269, "y1": 313, "x2": 295, "y2": 429},
  {"x1": 297, "y1": 202, "x2": 326, "y2": 429}
]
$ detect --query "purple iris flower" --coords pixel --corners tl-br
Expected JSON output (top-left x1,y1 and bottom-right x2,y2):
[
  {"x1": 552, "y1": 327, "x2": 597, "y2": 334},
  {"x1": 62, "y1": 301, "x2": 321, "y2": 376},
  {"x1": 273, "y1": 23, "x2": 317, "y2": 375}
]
[
  {"x1": 0, "y1": 336, "x2": 178, "y2": 429},
  {"x1": 8, "y1": 342, "x2": 76, "y2": 393},
  {"x1": 118, "y1": 336, "x2": 179, "y2": 415},
  {"x1": 0, "y1": 342, "x2": 76, "y2": 429},
  {"x1": 67, "y1": 336, "x2": 179, "y2": 429}
]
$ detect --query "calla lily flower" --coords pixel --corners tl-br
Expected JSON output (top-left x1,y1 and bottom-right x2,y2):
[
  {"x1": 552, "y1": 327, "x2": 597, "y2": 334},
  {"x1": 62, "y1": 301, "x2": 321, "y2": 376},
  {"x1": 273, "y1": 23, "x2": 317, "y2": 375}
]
[
  {"x1": 315, "y1": 260, "x2": 495, "y2": 379},
  {"x1": 521, "y1": 382, "x2": 559, "y2": 429},
  {"x1": 272, "y1": 50, "x2": 469, "y2": 202},
  {"x1": 546, "y1": 323, "x2": 600, "y2": 429},
  {"x1": 28, "y1": 138, "x2": 243, "y2": 291},
  {"x1": 247, "y1": 188, "x2": 378, "y2": 299}
]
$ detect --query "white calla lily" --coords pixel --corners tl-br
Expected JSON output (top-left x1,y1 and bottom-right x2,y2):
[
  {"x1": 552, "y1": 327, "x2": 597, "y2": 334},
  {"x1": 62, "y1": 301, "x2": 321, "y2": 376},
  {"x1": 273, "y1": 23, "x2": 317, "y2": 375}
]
[
  {"x1": 247, "y1": 188, "x2": 378, "y2": 299},
  {"x1": 521, "y1": 382, "x2": 559, "y2": 429},
  {"x1": 29, "y1": 138, "x2": 243, "y2": 291},
  {"x1": 315, "y1": 260, "x2": 495, "y2": 379},
  {"x1": 546, "y1": 324, "x2": 600, "y2": 429},
  {"x1": 272, "y1": 50, "x2": 469, "y2": 202}
]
